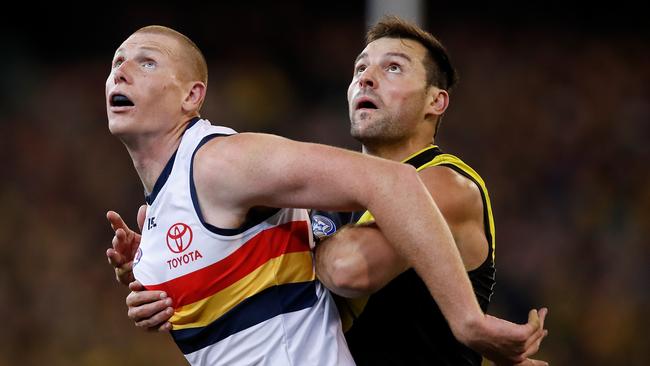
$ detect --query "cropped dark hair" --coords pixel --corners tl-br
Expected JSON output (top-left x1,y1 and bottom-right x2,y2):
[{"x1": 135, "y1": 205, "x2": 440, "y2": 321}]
[{"x1": 366, "y1": 15, "x2": 458, "y2": 92}]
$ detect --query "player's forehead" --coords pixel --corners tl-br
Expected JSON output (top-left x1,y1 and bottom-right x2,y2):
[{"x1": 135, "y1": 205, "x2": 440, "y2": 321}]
[
  {"x1": 113, "y1": 32, "x2": 178, "y2": 58},
  {"x1": 356, "y1": 37, "x2": 426, "y2": 63}
]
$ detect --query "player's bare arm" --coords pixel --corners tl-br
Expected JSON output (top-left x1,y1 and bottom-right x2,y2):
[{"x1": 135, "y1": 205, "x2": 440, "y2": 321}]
[
  {"x1": 313, "y1": 163, "x2": 548, "y2": 363},
  {"x1": 194, "y1": 132, "x2": 487, "y2": 343},
  {"x1": 315, "y1": 166, "x2": 487, "y2": 297}
]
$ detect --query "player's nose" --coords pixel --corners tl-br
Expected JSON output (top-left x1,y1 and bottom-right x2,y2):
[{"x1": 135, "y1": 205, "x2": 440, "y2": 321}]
[{"x1": 113, "y1": 61, "x2": 132, "y2": 85}]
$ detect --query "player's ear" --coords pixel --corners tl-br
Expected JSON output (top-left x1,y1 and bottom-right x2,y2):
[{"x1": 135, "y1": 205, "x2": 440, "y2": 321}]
[
  {"x1": 182, "y1": 81, "x2": 206, "y2": 113},
  {"x1": 426, "y1": 87, "x2": 449, "y2": 117}
]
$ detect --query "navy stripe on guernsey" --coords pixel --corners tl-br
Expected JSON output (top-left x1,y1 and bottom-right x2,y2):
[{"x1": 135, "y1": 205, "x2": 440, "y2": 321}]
[
  {"x1": 188, "y1": 134, "x2": 281, "y2": 236},
  {"x1": 145, "y1": 117, "x2": 201, "y2": 205},
  {"x1": 171, "y1": 281, "x2": 317, "y2": 354}
]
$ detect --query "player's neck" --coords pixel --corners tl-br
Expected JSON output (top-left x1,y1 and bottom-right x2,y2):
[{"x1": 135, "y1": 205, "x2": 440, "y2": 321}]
[
  {"x1": 362, "y1": 137, "x2": 434, "y2": 163},
  {"x1": 124, "y1": 124, "x2": 187, "y2": 193}
]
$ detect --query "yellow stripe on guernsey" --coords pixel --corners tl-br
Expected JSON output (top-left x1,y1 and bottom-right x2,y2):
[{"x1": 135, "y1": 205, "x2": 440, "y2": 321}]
[{"x1": 171, "y1": 251, "x2": 315, "y2": 330}]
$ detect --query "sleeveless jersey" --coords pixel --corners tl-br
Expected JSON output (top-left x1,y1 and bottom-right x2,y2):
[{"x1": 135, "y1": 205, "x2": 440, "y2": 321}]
[
  {"x1": 133, "y1": 118, "x2": 354, "y2": 366},
  {"x1": 312, "y1": 145, "x2": 496, "y2": 366}
]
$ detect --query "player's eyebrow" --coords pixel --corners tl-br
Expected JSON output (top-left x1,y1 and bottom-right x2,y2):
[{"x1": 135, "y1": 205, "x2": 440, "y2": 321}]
[
  {"x1": 354, "y1": 52, "x2": 412, "y2": 64},
  {"x1": 138, "y1": 46, "x2": 166, "y2": 55},
  {"x1": 114, "y1": 45, "x2": 166, "y2": 57},
  {"x1": 383, "y1": 52, "x2": 412, "y2": 63}
]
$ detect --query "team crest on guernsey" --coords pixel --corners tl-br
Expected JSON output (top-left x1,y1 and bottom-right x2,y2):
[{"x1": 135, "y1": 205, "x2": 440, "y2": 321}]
[
  {"x1": 166, "y1": 223, "x2": 193, "y2": 253},
  {"x1": 311, "y1": 214, "x2": 336, "y2": 239}
]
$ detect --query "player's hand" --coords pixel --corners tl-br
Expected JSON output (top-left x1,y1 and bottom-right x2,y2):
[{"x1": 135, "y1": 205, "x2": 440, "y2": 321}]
[
  {"x1": 106, "y1": 205, "x2": 146, "y2": 285},
  {"x1": 466, "y1": 308, "x2": 549, "y2": 365},
  {"x1": 126, "y1": 280, "x2": 174, "y2": 332}
]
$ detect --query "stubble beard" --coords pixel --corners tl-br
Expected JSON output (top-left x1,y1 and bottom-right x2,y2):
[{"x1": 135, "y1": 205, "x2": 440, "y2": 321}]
[{"x1": 350, "y1": 110, "x2": 403, "y2": 146}]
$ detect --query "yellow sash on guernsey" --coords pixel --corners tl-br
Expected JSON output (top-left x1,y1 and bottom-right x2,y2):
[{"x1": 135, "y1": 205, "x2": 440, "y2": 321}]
[{"x1": 338, "y1": 145, "x2": 496, "y2": 332}]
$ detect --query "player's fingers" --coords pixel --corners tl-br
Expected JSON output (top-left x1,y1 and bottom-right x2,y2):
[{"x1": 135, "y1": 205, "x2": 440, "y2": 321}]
[
  {"x1": 519, "y1": 308, "x2": 541, "y2": 340},
  {"x1": 128, "y1": 280, "x2": 145, "y2": 291},
  {"x1": 113, "y1": 229, "x2": 127, "y2": 248},
  {"x1": 524, "y1": 320, "x2": 544, "y2": 345},
  {"x1": 113, "y1": 230, "x2": 139, "y2": 264},
  {"x1": 538, "y1": 308, "x2": 548, "y2": 330},
  {"x1": 129, "y1": 300, "x2": 172, "y2": 326},
  {"x1": 523, "y1": 329, "x2": 549, "y2": 359},
  {"x1": 157, "y1": 321, "x2": 173, "y2": 333},
  {"x1": 527, "y1": 309, "x2": 540, "y2": 330},
  {"x1": 522, "y1": 329, "x2": 545, "y2": 353},
  {"x1": 138, "y1": 307, "x2": 175, "y2": 332},
  {"x1": 126, "y1": 289, "x2": 169, "y2": 308},
  {"x1": 115, "y1": 261, "x2": 134, "y2": 284},
  {"x1": 106, "y1": 248, "x2": 125, "y2": 267},
  {"x1": 127, "y1": 294, "x2": 172, "y2": 319},
  {"x1": 107, "y1": 211, "x2": 127, "y2": 231},
  {"x1": 524, "y1": 308, "x2": 548, "y2": 349}
]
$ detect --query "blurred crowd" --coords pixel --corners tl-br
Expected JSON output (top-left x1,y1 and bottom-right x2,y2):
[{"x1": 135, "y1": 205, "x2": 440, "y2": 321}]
[{"x1": 0, "y1": 4, "x2": 648, "y2": 365}]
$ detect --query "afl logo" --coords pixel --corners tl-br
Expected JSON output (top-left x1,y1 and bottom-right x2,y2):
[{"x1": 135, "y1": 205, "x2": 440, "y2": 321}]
[
  {"x1": 166, "y1": 223, "x2": 193, "y2": 253},
  {"x1": 311, "y1": 214, "x2": 336, "y2": 239}
]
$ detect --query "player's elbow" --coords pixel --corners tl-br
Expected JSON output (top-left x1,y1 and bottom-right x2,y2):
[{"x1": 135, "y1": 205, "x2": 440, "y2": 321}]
[
  {"x1": 316, "y1": 243, "x2": 374, "y2": 298},
  {"x1": 327, "y1": 255, "x2": 375, "y2": 298}
]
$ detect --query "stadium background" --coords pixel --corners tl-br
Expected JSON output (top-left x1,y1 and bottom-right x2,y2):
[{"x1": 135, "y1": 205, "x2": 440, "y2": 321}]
[{"x1": 0, "y1": 2, "x2": 648, "y2": 365}]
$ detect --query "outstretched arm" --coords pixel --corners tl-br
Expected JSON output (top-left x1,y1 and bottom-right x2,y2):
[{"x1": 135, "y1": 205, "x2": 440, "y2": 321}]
[
  {"x1": 314, "y1": 165, "x2": 549, "y2": 363},
  {"x1": 194, "y1": 133, "x2": 544, "y2": 362}
]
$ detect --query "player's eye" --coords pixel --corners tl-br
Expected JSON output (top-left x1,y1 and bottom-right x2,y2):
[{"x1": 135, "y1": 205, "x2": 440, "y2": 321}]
[
  {"x1": 387, "y1": 64, "x2": 401, "y2": 73},
  {"x1": 142, "y1": 60, "x2": 156, "y2": 69}
]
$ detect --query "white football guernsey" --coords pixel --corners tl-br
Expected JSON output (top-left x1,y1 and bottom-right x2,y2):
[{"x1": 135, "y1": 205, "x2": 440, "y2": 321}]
[{"x1": 133, "y1": 118, "x2": 354, "y2": 365}]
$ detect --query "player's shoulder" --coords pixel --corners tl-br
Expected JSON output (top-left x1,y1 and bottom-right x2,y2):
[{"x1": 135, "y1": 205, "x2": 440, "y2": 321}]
[
  {"x1": 420, "y1": 165, "x2": 480, "y2": 195},
  {"x1": 418, "y1": 165, "x2": 483, "y2": 221},
  {"x1": 195, "y1": 132, "x2": 283, "y2": 163}
]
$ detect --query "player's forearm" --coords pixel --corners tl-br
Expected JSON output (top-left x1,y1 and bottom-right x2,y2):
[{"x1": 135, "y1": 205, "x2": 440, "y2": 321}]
[{"x1": 365, "y1": 165, "x2": 484, "y2": 342}]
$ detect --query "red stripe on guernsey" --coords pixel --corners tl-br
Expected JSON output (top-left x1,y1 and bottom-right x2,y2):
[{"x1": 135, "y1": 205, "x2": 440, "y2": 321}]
[{"x1": 146, "y1": 220, "x2": 310, "y2": 308}]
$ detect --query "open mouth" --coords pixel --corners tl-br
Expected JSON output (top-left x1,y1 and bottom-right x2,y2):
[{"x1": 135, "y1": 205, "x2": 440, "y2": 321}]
[
  {"x1": 356, "y1": 100, "x2": 378, "y2": 110},
  {"x1": 110, "y1": 94, "x2": 134, "y2": 107}
]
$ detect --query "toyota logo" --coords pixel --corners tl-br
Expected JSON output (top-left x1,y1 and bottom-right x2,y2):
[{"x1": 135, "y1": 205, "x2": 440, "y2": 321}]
[{"x1": 166, "y1": 223, "x2": 193, "y2": 253}]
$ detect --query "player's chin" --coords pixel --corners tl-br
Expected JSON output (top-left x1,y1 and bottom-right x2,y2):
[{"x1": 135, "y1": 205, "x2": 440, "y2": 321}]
[{"x1": 107, "y1": 117, "x2": 134, "y2": 137}]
